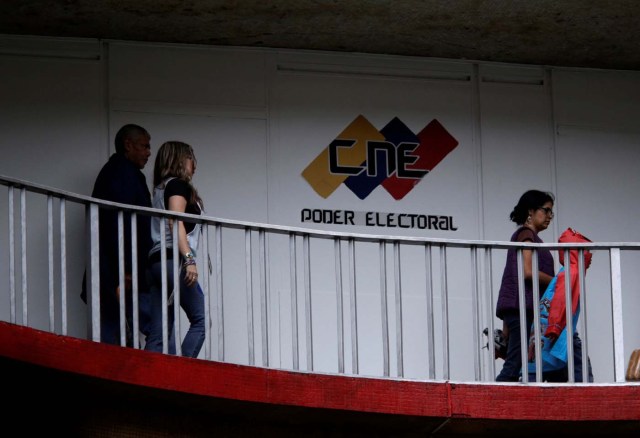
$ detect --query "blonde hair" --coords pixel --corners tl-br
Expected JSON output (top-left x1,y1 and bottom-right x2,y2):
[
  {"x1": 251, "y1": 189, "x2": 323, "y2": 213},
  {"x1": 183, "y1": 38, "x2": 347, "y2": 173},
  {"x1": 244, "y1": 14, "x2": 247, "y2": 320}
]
[{"x1": 153, "y1": 141, "x2": 202, "y2": 207}]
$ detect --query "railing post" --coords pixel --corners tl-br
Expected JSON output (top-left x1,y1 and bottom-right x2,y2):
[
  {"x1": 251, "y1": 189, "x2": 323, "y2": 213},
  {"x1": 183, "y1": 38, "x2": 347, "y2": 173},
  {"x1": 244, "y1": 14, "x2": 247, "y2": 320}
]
[
  {"x1": 289, "y1": 232, "x2": 299, "y2": 370},
  {"x1": 117, "y1": 210, "x2": 126, "y2": 347},
  {"x1": 349, "y1": 238, "x2": 359, "y2": 375},
  {"x1": 20, "y1": 187, "x2": 27, "y2": 326},
  {"x1": 531, "y1": 248, "x2": 542, "y2": 383},
  {"x1": 564, "y1": 248, "x2": 575, "y2": 383},
  {"x1": 335, "y1": 237, "x2": 345, "y2": 374},
  {"x1": 201, "y1": 223, "x2": 211, "y2": 360},
  {"x1": 393, "y1": 241, "x2": 404, "y2": 378},
  {"x1": 8, "y1": 185, "x2": 16, "y2": 324},
  {"x1": 516, "y1": 248, "x2": 528, "y2": 383},
  {"x1": 245, "y1": 228, "x2": 255, "y2": 365},
  {"x1": 440, "y1": 244, "x2": 450, "y2": 380},
  {"x1": 172, "y1": 218, "x2": 181, "y2": 356},
  {"x1": 380, "y1": 241, "x2": 390, "y2": 377},
  {"x1": 483, "y1": 247, "x2": 495, "y2": 381},
  {"x1": 214, "y1": 224, "x2": 224, "y2": 361},
  {"x1": 303, "y1": 234, "x2": 313, "y2": 371},
  {"x1": 86, "y1": 202, "x2": 100, "y2": 342},
  {"x1": 47, "y1": 195, "x2": 55, "y2": 332},
  {"x1": 259, "y1": 229, "x2": 269, "y2": 367},
  {"x1": 610, "y1": 248, "x2": 625, "y2": 382},
  {"x1": 60, "y1": 198, "x2": 68, "y2": 336},
  {"x1": 425, "y1": 244, "x2": 435, "y2": 379},
  {"x1": 470, "y1": 246, "x2": 480, "y2": 381},
  {"x1": 577, "y1": 249, "x2": 589, "y2": 382},
  {"x1": 130, "y1": 212, "x2": 140, "y2": 349},
  {"x1": 159, "y1": 217, "x2": 168, "y2": 354}
]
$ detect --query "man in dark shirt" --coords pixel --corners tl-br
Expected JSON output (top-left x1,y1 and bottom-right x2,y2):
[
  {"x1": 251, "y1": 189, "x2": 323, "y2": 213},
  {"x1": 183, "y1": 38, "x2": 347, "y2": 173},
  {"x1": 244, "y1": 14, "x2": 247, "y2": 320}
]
[{"x1": 82, "y1": 124, "x2": 153, "y2": 346}]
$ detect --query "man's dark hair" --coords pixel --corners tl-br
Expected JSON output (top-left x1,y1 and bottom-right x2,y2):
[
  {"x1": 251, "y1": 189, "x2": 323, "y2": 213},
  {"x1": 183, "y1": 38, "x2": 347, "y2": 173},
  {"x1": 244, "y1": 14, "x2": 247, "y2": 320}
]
[{"x1": 114, "y1": 124, "x2": 149, "y2": 154}]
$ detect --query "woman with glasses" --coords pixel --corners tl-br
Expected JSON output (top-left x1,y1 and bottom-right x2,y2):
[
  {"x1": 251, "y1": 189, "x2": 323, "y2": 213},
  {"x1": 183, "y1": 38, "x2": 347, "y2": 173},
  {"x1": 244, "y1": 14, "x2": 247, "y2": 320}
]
[{"x1": 495, "y1": 189, "x2": 556, "y2": 382}]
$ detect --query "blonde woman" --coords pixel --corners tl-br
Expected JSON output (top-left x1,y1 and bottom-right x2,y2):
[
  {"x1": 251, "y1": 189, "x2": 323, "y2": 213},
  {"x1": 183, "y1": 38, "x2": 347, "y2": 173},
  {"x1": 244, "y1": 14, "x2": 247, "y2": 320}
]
[{"x1": 145, "y1": 141, "x2": 205, "y2": 358}]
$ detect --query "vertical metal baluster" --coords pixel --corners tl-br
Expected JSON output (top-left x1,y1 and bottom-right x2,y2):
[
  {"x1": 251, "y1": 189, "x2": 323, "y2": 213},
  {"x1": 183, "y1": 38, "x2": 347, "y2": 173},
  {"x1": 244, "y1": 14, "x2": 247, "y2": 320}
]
[
  {"x1": 131, "y1": 212, "x2": 139, "y2": 348},
  {"x1": 159, "y1": 217, "x2": 168, "y2": 354},
  {"x1": 470, "y1": 246, "x2": 480, "y2": 381},
  {"x1": 577, "y1": 248, "x2": 589, "y2": 382},
  {"x1": 425, "y1": 243, "x2": 435, "y2": 380},
  {"x1": 531, "y1": 248, "x2": 542, "y2": 383},
  {"x1": 215, "y1": 224, "x2": 224, "y2": 361},
  {"x1": 564, "y1": 248, "x2": 575, "y2": 383},
  {"x1": 335, "y1": 237, "x2": 344, "y2": 374},
  {"x1": 265, "y1": 231, "x2": 272, "y2": 366},
  {"x1": 47, "y1": 195, "x2": 55, "y2": 331},
  {"x1": 289, "y1": 232, "x2": 299, "y2": 370},
  {"x1": 20, "y1": 188, "x2": 27, "y2": 325},
  {"x1": 348, "y1": 238, "x2": 358, "y2": 375},
  {"x1": 117, "y1": 211, "x2": 126, "y2": 346},
  {"x1": 259, "y1": 229, "x2": 269, "y2": 367},
  {"x1": 393, "y1": 241, "x2": 403, "y2": 378},
  {"x1": 516, "y1": 248, "x2": 528, "y2": 383},
  {"x1": 484, "y1": 247, "x2": 495, "y2": 381},
  {"x1": 303, "y1": 234, "x2": 313, "y2": 371},
  {"x1": 87, "y1": 203, "x2": 100, "y2": 342},
  {"x1": 246, "y1": 228, "x2": 255, "y2": 365},
  {"x1": 609, "y1": 248, "x2": 625, "y2": 382},
  {"x1": 201, "y1": 223, "x2": 211, "y2": 360},
  {"x1": 173, "y1": 218, "x2": 181, "y2": 356},
  {"x1": 440, "y1": 245, "x2": 450, "y2": 380},
  {"x1": 60, "y1": 198, "x2": 68, "y2": 336},
  {"x1": 380, "y1": 241, "x2": 389, "y2": 377},
  {"x1": 8, "y1": 186, "x2": 16, "y2": 324}
]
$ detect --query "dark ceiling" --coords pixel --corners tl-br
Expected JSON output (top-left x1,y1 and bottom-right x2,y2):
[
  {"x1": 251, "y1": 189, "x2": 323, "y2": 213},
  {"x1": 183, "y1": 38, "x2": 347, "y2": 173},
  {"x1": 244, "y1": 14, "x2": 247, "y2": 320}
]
[{"x1": 1, "y1": 0, "x2": 640, "y2": 71}]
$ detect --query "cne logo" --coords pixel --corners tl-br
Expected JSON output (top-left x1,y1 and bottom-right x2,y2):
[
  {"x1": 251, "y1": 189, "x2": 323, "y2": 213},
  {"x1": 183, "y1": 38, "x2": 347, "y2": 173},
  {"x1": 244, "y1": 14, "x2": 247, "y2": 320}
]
[{"x1": 302, "y1": 115, "x2": 458, "y2": 200}]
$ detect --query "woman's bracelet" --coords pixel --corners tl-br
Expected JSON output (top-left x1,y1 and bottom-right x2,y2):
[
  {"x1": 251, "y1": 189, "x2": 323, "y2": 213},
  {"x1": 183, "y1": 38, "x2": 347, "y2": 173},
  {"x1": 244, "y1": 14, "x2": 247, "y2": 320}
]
[{"x1": 183, "y1": 258, "x2": 197, "y2": 268}]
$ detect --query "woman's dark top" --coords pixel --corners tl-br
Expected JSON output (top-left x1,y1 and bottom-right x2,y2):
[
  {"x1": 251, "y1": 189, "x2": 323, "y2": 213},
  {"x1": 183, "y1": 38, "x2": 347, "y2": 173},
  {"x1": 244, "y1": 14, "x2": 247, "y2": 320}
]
[
  {"x1": 496, "y1": 226, "x2": 555, "y2": 319},
  {"x1": 163, "y1": 178, "x2": 201, "y2": 234}
]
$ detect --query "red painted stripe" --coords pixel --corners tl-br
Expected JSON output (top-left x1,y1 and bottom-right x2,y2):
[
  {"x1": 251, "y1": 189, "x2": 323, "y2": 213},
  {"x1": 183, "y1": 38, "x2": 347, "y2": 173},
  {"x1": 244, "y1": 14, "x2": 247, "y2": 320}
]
[{"x1": 1, "y1": 321, "x2": 639, "y2": 421}]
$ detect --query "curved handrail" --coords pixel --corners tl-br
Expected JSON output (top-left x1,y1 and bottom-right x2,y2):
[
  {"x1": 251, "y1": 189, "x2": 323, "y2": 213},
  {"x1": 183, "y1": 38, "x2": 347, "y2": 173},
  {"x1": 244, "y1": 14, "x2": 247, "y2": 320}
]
[{"x1": 0, "y1": 173, "x2": 636, "y2": 384}]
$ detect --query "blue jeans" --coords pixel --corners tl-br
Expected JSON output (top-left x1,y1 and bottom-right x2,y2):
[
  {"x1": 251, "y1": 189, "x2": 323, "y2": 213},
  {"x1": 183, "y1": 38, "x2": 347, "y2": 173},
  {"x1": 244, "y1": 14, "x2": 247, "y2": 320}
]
[
  {"x1": 99, "y1": 290, "x2": 151, "y2": 347},
  {"x1": 82, "y1": 271, "x2": 151, "y2": 347},
  {"x1": 144, "y1": 260, "x2": 206, "y2": 358},
  {"x1": 496, "y1": 310, "x2": 533, "y2": 382}
]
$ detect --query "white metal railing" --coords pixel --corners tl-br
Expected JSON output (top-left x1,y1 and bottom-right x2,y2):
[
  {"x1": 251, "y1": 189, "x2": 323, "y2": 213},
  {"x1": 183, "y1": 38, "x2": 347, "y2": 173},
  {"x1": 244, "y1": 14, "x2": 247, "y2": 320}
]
[{"x1": 1, "y1": 174, "x2": 638, "y2": 384}]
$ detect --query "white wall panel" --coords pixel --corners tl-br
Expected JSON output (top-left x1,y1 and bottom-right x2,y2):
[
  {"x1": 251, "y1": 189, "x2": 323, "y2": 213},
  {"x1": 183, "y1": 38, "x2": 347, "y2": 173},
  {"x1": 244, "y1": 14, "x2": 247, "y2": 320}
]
[
  {"x1": 551, "y1": 69, "x2": 640, "y2": 382},
  {"x1": 1, "y1": 35, "x2": 640, "y2": 381},
  {"x1": 479, "y1": 64, "x2": 554, "y2": 242},
  {"x1": 269, "y1": 53, "x2": 477, "y2": 238},
  {"x1": 0, "y1": 37, "x2": 104, "y2": 339},
  {"x1": 554, "y1": 127, "x2": 640, "y2": 383},
  {"x1": 109, "y1": 42, "x2": 267, "y2": 110},
  {"x1": 0, "y1": 40, "x2": 105, "y2": 190}
]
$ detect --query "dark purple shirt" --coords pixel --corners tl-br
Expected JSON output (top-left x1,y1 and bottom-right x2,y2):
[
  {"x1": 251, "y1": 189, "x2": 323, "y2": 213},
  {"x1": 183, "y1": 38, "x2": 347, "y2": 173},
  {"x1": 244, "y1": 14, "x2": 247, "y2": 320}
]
[{"x1": 496, "y1": 226, "x2": 555, "y2": 319}]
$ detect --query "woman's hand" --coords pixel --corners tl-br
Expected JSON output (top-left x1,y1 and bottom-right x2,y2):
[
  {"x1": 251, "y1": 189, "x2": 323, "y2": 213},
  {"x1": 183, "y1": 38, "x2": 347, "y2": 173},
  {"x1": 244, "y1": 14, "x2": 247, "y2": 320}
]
[{"x1": 184, "y1": 263, "x2": 198, "y2": 286}]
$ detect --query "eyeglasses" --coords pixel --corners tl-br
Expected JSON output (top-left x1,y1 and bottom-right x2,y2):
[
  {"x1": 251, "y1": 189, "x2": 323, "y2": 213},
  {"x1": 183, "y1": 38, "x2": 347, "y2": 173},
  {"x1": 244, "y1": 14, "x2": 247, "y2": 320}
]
[{"x1": 538, "y1": 207, "x2": 554, "y2": 217}]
